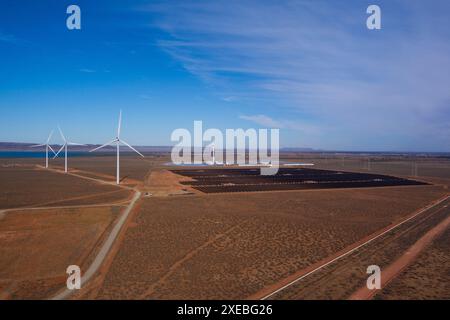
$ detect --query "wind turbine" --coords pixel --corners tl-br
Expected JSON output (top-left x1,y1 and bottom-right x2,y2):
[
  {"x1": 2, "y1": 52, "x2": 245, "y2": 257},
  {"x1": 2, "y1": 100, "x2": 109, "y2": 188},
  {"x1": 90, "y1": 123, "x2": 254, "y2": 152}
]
[
  {"x1": 53, "y1": 126, "x2": 84, "y2": 173},
  {"x1": 31, "y1": 130, "x2": 56, "y2": 168},
  {"x1": 90, "y1": 110, "x2": 144, "y2": 184},
  {"x1": 209, "y1": 143, "x2": 223, "y2": 165},
  {"x1": 205, "y1": 143, "x2": 216, "y2": 165}
]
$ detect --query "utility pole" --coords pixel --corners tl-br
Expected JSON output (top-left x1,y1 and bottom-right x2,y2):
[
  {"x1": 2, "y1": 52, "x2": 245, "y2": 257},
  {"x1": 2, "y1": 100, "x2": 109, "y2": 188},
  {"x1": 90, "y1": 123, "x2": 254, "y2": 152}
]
[{"x1": 411, "y1": 161, "x2": 418, "y2": 177}]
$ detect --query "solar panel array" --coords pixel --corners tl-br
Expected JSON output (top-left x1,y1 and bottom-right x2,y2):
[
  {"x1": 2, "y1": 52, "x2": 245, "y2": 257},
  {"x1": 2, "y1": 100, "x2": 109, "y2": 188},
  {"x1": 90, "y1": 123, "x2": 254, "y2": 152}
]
[{"x1": 172, "y1": 167, "x2": 427, "y2": 193}]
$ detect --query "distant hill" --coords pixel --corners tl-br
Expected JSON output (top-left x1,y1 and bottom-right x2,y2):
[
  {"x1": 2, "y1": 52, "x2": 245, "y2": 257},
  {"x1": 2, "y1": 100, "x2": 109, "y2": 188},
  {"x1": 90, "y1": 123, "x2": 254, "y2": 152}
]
[
  {"x1": 1, "y1": 142, "x2": 448, "y2": 157},
  {"x1": 0, "y1": 142, "x2": 37, "y2": 150},
  {"x1": 0, "y1": 142, "x2": 172, "y2": 153},
  {"x1": 280, "y1": 147, "x2": 317, "y2": 152},
  {"x1": 0, "y1": 142, "x2": 315, "y2": 152}
]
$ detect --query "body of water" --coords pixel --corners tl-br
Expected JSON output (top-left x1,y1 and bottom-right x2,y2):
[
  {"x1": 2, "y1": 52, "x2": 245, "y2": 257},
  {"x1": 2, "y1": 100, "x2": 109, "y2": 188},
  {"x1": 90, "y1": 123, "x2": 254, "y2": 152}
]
[{"x1": 0, "y1": 151, "x2": 90, "y2": 159}]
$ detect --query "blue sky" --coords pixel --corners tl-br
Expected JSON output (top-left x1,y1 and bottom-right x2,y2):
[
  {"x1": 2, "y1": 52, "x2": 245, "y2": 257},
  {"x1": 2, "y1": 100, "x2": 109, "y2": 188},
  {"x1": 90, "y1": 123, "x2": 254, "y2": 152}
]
[{"x1": 0, "y1": 0, "x2": 449, "y2": 151}]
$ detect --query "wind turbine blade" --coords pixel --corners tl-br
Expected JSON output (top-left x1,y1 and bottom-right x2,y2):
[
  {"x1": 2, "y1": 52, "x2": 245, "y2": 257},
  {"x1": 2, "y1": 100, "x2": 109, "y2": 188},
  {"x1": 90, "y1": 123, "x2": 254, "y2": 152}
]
[
  {"x1": 53, "y1": 144, "x2": 65, "y2": 159},
  {"x1": 120, "y1": 139, "x2": 144, "y2": 157},
  {"x1": 90, "y1": 139, "x2": 117, "y2": 152},
  {"x1": 58, "y1": 126, "x2": 66, "y2": 142},
  {"x1": 117, "y1": 110, "x2": 122, "y2": 138},
  {"x1": 48, "y1": 145, "x2": 56, "y2": 155},
  {"x1": 46, "y1": 130, "x2": 54, "y2": 144},
  {"x1": 30, "y1": 144, "x2": 46, "y2": 148}
]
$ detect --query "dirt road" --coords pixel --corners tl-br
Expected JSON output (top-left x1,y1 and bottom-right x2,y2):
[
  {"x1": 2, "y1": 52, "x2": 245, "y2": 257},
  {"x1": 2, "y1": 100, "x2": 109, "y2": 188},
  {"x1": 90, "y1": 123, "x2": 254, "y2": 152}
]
[
  {"x1": 349, "y1": 213, "x2": 450, "y2": 300},
  {"x1": 17, "y1": 165, "x2": 144, "y2": 300},
  {"x1": 51, "y1": 189, "x2": 141, "y2": 300},
  {"x1": 253, "y1": 195, "x2": 450, "y2": 300},
  {"x1": 0, "y1": 166, "x2": 141, "y2": 300}
]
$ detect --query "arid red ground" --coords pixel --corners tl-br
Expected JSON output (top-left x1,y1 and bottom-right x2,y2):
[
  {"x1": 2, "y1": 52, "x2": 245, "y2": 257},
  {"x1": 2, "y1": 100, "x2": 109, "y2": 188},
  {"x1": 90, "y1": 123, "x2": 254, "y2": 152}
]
[
  {"x1": 0, "y1": 154, "x2": 449, "y2": 299},
  {"x1": 374, "y1": 225, "x2": 450, "y2": 300}
]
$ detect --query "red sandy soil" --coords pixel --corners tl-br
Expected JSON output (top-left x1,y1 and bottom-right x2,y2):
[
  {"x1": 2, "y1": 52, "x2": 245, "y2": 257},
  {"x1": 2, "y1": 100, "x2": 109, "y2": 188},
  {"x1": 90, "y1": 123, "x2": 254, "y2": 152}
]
[
  {"x1": 1, "y1": 155, "x2": 448, "y2": 300},
  {"x1": 349, "y1": 214, "x2": 450, "y2": 299},
  {"x1": 373, "y1": 226, "x2": 450, "y2": 299},
  {"x1": 249, "y1": 195, "x2": 449, "y2": 300},
  {"x1": 255, "y1": 195, "x2": 449, "y2": 300},
  {"x1": 0, "y1": 206, "x2": 120, "y2": 299},
  {"x1": 86, "y1": 185, "x2": 447, "y2": 299},
  {"x1": 51, "y1": 156, "x2": 161, "y2": 182},
  {"x1": 68, "y1": 194, "x2": 144, "y2": 300},
  {"x1": 0, "y1": 166, "x2": 126, "y2": 209},
  {"x1": 144, "y1": 169, "x2": 198, "y2": 196}
]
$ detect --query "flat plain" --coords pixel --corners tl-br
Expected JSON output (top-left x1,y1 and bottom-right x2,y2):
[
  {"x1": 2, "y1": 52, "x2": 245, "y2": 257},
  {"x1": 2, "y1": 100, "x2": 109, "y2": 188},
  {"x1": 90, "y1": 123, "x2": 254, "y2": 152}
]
[
  {"x1": 0, "y1": 206, "x2": 121, "y2": 299},
  {"x1": 0, "y1": 153, "x2": 449, "y2": 300},
  {"x1": 374, "y1": 227, "x2": 450, "y2": 300},
  {"x1": 93, "y1": 184, "x2": 447, "y2": 299},
  {"x1": 0, "y1": 165, "x2": 130, "y2": 209}
]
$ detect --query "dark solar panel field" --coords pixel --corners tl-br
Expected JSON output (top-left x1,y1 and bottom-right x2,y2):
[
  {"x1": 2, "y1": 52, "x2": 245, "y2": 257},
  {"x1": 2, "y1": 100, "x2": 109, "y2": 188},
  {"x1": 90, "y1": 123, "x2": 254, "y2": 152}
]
[{"x1": 171, "y1": 167, "x2": 428, "y2": 193}]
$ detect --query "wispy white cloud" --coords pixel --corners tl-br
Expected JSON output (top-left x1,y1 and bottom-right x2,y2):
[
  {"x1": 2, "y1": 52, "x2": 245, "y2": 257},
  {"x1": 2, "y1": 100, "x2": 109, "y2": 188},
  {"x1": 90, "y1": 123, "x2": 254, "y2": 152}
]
[
  {"x1": 240, "y1": 114, "x2": 320, "y2": 134},
  {"x1": 240, "y1": 114, "x2": 281, "y2": 128},
  {"x1": 139, "y1": 94, "x2": 152, "y2": 100},
  {"x1": 0, "y1": 32, "x2": 15, "y2": 43},
  {"x1": 141, "y1": 0, "x2": 450, "y2": 151},
  {"x1": 0, "y1": 31, "x2": 26, "y2": 45},
  {"x1": 79, "y1": 68, "x2": 96, "y2": 73},
  {"x1": 221, "y1": 96, "x2": 237, "y2": 102}
]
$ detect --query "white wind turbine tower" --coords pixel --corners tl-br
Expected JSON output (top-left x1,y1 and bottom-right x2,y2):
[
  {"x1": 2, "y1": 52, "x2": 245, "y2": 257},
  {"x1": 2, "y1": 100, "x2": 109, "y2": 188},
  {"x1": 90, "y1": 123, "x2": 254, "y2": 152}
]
[
  {"x1": 209, "y1": 143, "x2": 223, "y2": 165},
  {"x1": 90, "y1": 110, "x2": 144, "y2": 185},
  {"x1": 31, "y1": 130, "x2": 56, "y2": 168},
  {"x1": 53, "y1": 126, "x2": 84, "y2": 173},
  {"x1": 212, "y1": 143, "x2": 215, "y2": 164}
]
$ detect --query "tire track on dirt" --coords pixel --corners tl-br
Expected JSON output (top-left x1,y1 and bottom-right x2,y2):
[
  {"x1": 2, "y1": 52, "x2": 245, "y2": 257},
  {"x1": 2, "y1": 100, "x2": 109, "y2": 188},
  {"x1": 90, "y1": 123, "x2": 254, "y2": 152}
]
[
  {"x1": 27, "y1": 189, "x2": 128, "y2": 209},
  {"x1": 140, "y1": 222, "x2": 245, "y2": 299},
  {"x1": 279, "y1": 201, "x2": 448, "y2": 299},
  {"x1": 51, "y1": 190, "x2": 141, "y2": 300},
  {"x1": 31, "y1": 165, "x2": 143, "y2": 300},
  {"x1": 349, "y1": 214, "x2": 450, "y2": 300},
  {"x1": 250, "y1": 195, "x2": 449, "y2": 300}
]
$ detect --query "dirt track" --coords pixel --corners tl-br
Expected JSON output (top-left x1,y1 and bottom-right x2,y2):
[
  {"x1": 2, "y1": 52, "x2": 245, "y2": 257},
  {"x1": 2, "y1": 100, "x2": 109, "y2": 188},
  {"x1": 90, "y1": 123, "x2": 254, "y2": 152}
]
[
  {"x1": 51, "y1": 190, "x2": 141, "y2": 300},
  {"x1": 33, "y1": 165, "x2": 144, "y2": 300},
  {"x1": 89, "y1": 184, "x2": 447, "y2": 299},
  {"x1": 256, "y1": 195, "x2": 450, "y2": 300},
  {"x1": 2, "y1": 156, "x2": 449, "y2": 300},
  {"x1": 0, "y1": 163, "x2": 143, "y2": 300},
  {"x1": 349, "y1": 213, "x2": 450, "y2": 300}
]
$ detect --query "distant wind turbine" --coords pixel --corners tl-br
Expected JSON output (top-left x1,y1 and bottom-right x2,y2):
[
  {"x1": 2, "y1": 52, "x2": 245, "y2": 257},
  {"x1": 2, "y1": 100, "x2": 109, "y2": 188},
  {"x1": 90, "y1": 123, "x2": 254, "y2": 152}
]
[
  {"x1": 208, "y1": 143, "x2": 223, "y2": 165},
  {"x1": 53, "y1": 126, "x2": 84, "y2": 173},
  {"x1": 31, "y1": 130, "x2": 56, "y2": 168},
  {"x1": 90, "y1": 110, "x2": 144, "y2": 184}
]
